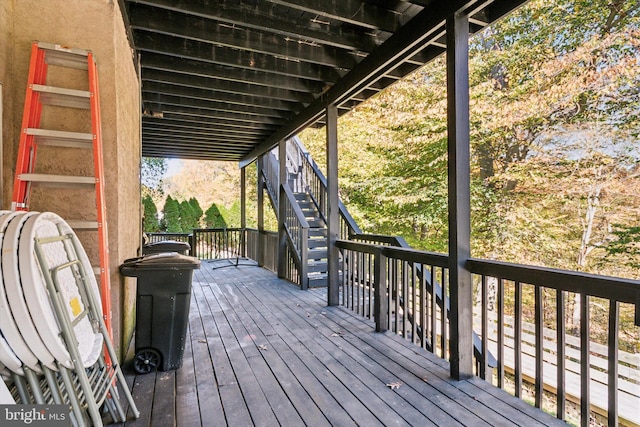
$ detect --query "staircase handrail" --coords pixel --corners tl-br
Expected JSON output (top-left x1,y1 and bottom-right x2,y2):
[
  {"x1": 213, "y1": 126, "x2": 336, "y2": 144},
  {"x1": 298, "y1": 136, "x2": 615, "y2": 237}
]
[
  {"x1": 288, "y1": 136, "x2": 362, "y2": 237},
  {"x1": 281, "y1": 182, "x2": 310, "y2": 288},
  {"x1": 263, "y1": 151, "x2": 280, "y2": 209}
]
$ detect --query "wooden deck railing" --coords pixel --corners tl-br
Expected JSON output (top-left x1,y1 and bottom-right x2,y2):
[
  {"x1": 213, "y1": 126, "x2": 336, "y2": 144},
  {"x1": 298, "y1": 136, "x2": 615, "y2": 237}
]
[
  {"x1": 335, "y1": 239, "x2": 640, "y2": 427},
  {"x1": 468, "y1": 259, "x2": 639, "y2": 426}
]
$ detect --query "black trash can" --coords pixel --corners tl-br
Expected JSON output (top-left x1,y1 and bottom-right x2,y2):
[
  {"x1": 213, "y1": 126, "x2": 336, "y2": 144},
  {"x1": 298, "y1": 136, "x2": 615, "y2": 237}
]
[
  {"x1": 120, "y1": 252, "x2": 200, "y2": 374},
  {"x1": 142, "y1": 240, "x2": 191, "y2": 255}
]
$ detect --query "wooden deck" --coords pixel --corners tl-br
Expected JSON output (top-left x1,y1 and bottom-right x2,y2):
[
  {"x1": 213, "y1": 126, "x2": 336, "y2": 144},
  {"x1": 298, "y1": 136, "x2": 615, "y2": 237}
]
[{"x1": 111, "y1": 259, "x2": 568, "y2": 427}]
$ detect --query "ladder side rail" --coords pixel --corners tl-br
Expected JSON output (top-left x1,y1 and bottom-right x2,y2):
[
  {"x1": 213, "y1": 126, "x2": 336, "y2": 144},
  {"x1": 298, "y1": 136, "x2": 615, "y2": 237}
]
[
  {"x1": 12, "y1": 42, "x2": 48, "y2": 210},
  {"x1": 87, "y1": 52, "x2": 113, "y2": 340}
]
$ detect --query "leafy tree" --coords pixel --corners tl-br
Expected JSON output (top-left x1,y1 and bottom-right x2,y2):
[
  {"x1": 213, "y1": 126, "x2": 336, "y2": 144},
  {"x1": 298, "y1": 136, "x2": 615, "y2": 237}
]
[
  {"x1": 603, "y1": 225, "x2": 640, "y2": 269},
  {"x1": 188, "y1": 197, "x2": 204, "y2": 227},
  {"x1": 142, "y1": 195, "x2": 160, "y2": 232},
  {"x1": 179, "y1": 200, "x2": 199, "y2": 232},
  {"x1": 162, "y1": 195, "x2": 181, "y2": 233},
  {"x1": 224, "y1": 200, "x2": 242, "y2": 227},
  {"x1": 141, "y1": 157, "x2": 167, "y2": 202},
  {"x1": 204, "y1": 203, "x2": 227, "y2": 228}
]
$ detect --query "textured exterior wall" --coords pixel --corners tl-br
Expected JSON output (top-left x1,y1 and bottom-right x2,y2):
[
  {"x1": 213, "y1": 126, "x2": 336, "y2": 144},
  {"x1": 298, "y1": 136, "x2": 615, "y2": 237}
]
[{"x1": 1, "y1": 0, "x2": 141, "y2": 358}]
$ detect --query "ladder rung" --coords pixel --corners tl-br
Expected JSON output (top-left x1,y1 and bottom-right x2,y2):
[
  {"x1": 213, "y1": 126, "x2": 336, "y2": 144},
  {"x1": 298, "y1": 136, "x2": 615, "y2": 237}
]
[
  {"x1": 19, "y1": 173, "x2": 96, "y2": 188},
  {"x1": 37, "y1": 42, "x2": 90, "y2": 70},
  {"x1": 32, "y1": 84, "x2": 90, "y2": 109},
  {"x1": 27, "y1": 128, "x2": 93, "y2": 149},
  {"x1": 67, "y1": 220, "x2": 99, "y2": 230},
  {"x1": 92, "y1": 266, "x2": 101, "y2": 275}
]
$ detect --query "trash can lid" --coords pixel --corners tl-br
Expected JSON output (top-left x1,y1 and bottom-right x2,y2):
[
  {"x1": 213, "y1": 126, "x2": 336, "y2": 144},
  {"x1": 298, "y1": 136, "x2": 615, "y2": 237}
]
[
  {"x1": 143, "y1": 239, "x2": 191, "y2": 250},
  {"x1": 120, "y1": 252, "x2": 201, "y2": 271}
]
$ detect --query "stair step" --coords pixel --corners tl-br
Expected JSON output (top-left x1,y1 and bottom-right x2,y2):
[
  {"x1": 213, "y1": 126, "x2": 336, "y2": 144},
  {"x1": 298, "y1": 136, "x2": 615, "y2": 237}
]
[
  {"x1": 67, "y1": 220, "x2": 99, "y2": 230},
  {"x1": 307, "y1": 219, "x2": 324, "y2": 227},
  {"x1": 308, "y1": 260, "x2": 327, "y2": 273},
  {"x1": 39, "y1": 41, "x2": 90, "y2": 69},
  {"x1": 307, "y1": 238, "x2": 327, "y2": 248},
  {"x1": 308, "y1": 248, "x2": 328, "y2": 260},
  {"x1": 18, "y1": 173, "x2": 95, "y2": 188},
  {"x1": 32, "y1": 84, "x2": 91, "y2": 109},
  {"x1": 28, "y1": 128, "x2": 93, "y2": 149},
  {"x1": 308, "y1": 274, "x2": 328, "y2": 288},
  {"x1": 308, "y1": 228, "x2": 327, "y2": 237}
]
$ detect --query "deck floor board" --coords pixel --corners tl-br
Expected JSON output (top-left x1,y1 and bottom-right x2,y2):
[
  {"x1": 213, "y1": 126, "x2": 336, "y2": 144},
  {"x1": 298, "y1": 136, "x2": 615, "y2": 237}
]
[{"x1": 110, "y1": 260, "x2": 568, "y2": 427}]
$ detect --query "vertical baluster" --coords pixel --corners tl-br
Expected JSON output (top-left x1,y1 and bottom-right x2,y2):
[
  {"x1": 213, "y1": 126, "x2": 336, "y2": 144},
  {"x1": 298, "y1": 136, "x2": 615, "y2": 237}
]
[
  {"x1": 535, "y1": 284, "x2": 543, "y2": 408},
  {"x1": 607, "y1": 300, "x2": 619, "y2": 427},
  {"x1": 556, "y1": 289, "x2": 566, "y2": 420},
  {"x1": 358, "y1": 251, "x2": 364, "y2": 315},
  {"x1": 481, "y1": 275, "x2": 488, "y2": 380},
  {"x1": 497, "y1": 277, "x2": 505, "y2": 389},
  {"x1": 421, "y1": 264, "x2": 428, "y2": 350},
  {"x1": 394, "y1": 259, "x2": 401, "y2": 335},
  {"x1": 403, "y1": 260, "x2": 409, "y2": 339},
  {"x1": 441, "y1": 268, "x2": 447, "y2": 359},
  {"x1": 412, "y1": 263, "x2": 418, "y2": 344},
  {"x1": 343, "y1": 248, "x2": 348, "y2": 308},
  {"x1": 581, "y1": 294, "x2": 590, "y2": 427},
  {"x1": 368, "y1": 253, "x2": 374, "y2": 319},
  {"x1": 431, "y1": 266, "x2": 437, "y2": 355},
  {"x1": 514, "y1": 281, "x2": 522, "y2": 398}
]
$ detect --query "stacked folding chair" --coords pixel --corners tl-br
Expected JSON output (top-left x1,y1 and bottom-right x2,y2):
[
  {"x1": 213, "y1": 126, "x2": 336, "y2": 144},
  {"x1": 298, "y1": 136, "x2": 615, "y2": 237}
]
[{"x1": 0, "y1": 210, "x2": 139, "y2": 425}]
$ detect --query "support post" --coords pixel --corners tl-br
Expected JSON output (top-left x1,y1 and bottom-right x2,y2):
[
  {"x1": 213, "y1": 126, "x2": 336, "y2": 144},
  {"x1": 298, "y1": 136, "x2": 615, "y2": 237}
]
[
  {"x1": 257, "y1": 156, "x2": 265, "y2": 267},
  {"x1": 240, "y1": 166, "x2": 246, "y2": 257},
  {"x1": 446, "y1": 11, "x2": 474, "y2": 380},
  {"x1": 326, "y1": 104, "x2": 340, "y2": 306},
  {"x1": 277, "y1": 140, "x2": 287, "y2": 278},
  {"x1": 374, "y1": 248, "x2": 388, "y2": 332}
]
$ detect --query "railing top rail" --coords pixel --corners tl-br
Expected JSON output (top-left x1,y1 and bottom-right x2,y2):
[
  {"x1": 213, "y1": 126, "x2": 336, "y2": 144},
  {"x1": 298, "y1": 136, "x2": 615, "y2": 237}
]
[
  {"x1": 337, "y1": 239, "x2": 449, "y2": 268},
  {"x1": 351, "y1": 233, "x2": 409, "y2": 247},
  {"x1": 192, "y1": 227, "x2": 244, "y2": 233},
  {"x1": 468, "y1": 258, "x2": 640, "y2": 307},
  {"x1": 282, "y1": 183, "x2": 310, "y2": 228}
]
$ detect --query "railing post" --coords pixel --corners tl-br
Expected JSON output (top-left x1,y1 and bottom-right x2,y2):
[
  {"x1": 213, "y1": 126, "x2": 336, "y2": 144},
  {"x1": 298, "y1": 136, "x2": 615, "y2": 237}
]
[
  {"x1": 300, "y1": 227, "x2": 309, "y2": 290},
  {"x1": 446, "y1": 10, "x2": 474, "y2": 380},
  {"x1": 189, "y1": 232, "x2": 196, "y2": 258},
  {"x1": 374, "y1": 248, "x2": 388, "y2": 332},
  {"x1": 240, "y1": 165, "x2": 246, "y2": 258},
  {"x1": 326, "y1": 104, "x2": 340, "y2": 306},
  {"x1": 257, "y1": 156, "x2": 265, "y2": 267},
  {"x1": 278, "y1": 141, "x2": 287, "y2": 278}
]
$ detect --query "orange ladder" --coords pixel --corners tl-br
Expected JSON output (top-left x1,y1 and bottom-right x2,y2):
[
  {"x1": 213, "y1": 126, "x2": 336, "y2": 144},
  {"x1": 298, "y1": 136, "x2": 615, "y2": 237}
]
[{"x1": 12, "y1": 41, "x2": 112, "y2": 339}]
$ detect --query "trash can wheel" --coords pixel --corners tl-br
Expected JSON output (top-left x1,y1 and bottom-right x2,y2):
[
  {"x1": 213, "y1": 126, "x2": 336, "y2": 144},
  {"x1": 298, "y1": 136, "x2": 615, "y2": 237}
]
[{"x1": 133, "y1": 348, "x2": 161, "y2": 374}]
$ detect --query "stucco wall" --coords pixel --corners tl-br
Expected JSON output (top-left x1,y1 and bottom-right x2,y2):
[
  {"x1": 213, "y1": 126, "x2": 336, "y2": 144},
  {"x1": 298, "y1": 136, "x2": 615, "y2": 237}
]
[{"x1": 1, "y1": 0, "x2": 141, "y2": 358}]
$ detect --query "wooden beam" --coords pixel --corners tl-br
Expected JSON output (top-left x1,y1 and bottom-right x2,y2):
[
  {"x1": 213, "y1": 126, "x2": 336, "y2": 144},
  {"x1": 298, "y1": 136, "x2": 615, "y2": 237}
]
[
  {"x1": 446, "y1": 10, "x2": 473, "y2": 380},
  {"x1": 134, "y1": 31, "x2": 346, "y2": 83},
  {"x1": 240, "y1": 0, "x2": 481, "y2": 167},
  {"x1": 326, "y1": 104, "x2": 340, "y2": 306},
  {"x1": 142, "y1": 69, "x2": 316, "y2": 104},
  {"x1": 129, "y1": 3, "x2": 358, "y2": 69},
  {"x1": 257, "y1": 156, "x2": 266, "y2": 267},
  {"x1": 241, "y1": 166, "x2": 247, "y2": 257},
  {"x1": 129, "y1": 0, "x2": 379, "y2": 52},
  {"x1": 277, "y1": 141, "x2": 287, "y2": 279}
]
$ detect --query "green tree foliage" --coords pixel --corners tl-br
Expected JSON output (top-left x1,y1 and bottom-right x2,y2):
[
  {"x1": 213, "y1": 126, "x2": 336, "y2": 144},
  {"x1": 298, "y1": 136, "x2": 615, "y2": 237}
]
[
  {"x1": 299, "y1": 0, "x2": 640, "y2": 277},
  {"x1": 179, "y1": 200, "x2": 199, "y2": 232},
  {"x1": 141, "y1": 157, "x2": 167, "y2": 202},
  {"x1": 162, "y1": 195, "x2": 181, "y2": 233},
  {"x1": 142, "y1": 195, "x2": 160, "y2": 232},
  {"x1": 189, "y1": 197, "x2": 204, "y2": 226},
  {"x1": 224, "y1": 200, "x2": 242, "y2": 227},
  {"x1": 204, "y1": 203, "x2": 227, "y2": 228}
]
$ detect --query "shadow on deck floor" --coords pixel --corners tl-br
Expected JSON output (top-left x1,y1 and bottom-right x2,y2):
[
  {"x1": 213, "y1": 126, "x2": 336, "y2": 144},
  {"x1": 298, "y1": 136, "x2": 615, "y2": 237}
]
[{"x1": 109, "y1": 259, "x2": 567, "y2": 427}]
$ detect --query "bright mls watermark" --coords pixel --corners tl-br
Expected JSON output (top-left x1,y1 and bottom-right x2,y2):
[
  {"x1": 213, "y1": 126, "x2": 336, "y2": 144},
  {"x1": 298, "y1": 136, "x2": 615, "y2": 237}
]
[{"x1": 1, "y1": 405, "x2": 69, "y2": 426}]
